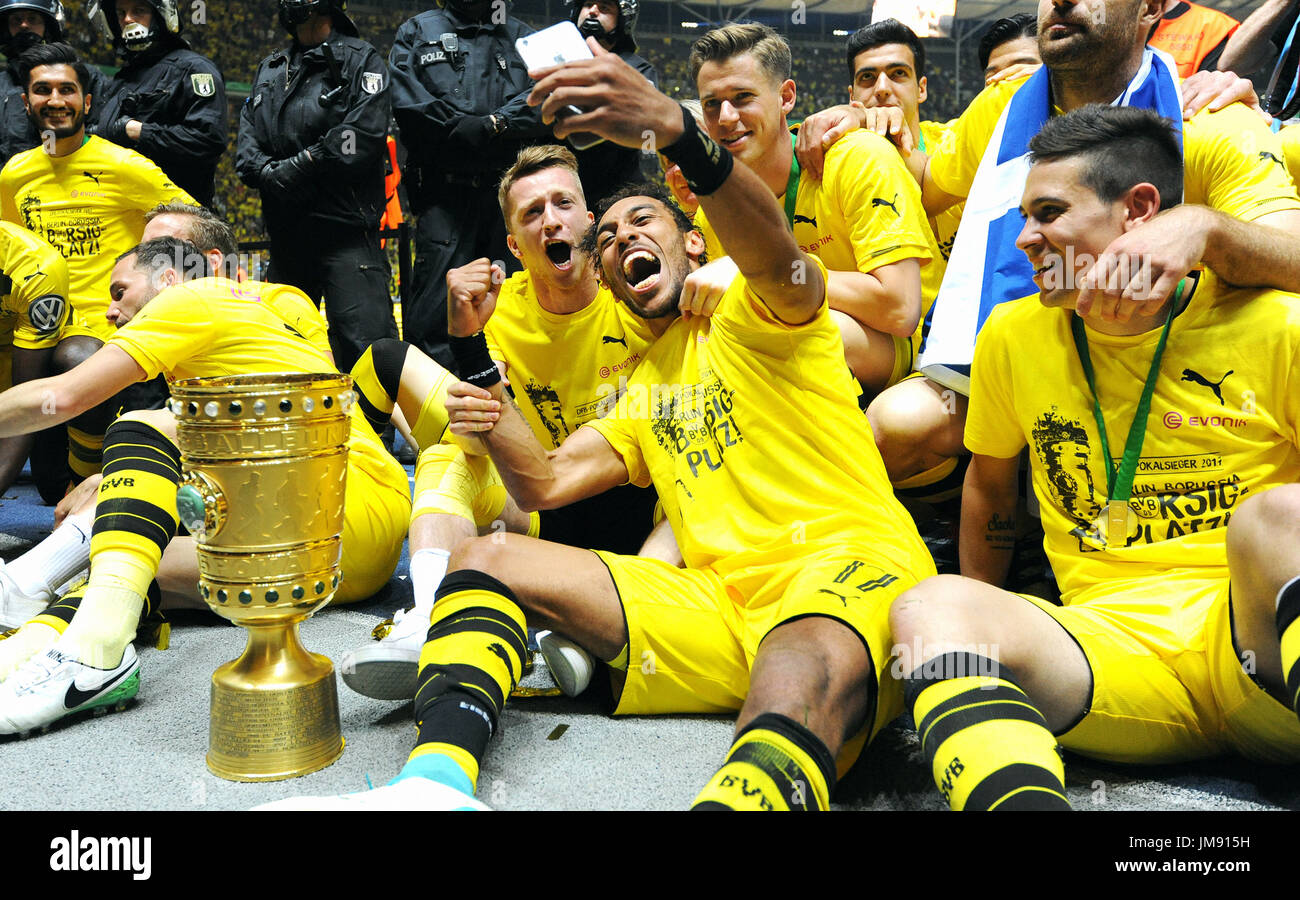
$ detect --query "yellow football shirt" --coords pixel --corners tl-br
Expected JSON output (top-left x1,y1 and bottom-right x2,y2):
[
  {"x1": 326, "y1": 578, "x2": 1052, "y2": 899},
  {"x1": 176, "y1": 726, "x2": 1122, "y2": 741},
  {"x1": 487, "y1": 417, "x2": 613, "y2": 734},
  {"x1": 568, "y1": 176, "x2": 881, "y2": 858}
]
[
  {"x1": 929, "y1": 79, "x2": 1300, "y2": 222},
  {"x1": 586, "y1": 259, "x2": 931, "y2": 578},
  {"x1": 0, "y1": 220, "x2": 69, "y2": 360},
  {"x1": 484, "y1": 270, "x2": 657, "y2": 450},
  {"x1": 695, "y1": 130, "x2": 935, "y2": 286},
  {"x1": 108, "y1": 277, "x2": 405, "y2": 498},
  {"x1": 966, "y1": 269, "x2": 1300, "y2": 606},
  {"x1": 918, "y1": 118, "x2": 963, "y2": 314},
  {"x1": 1281, "y1": 123, "x2": 1300, "y2": 190},
  {"x1": 0, "y1": 136, "x2": 195, "y2": 340}
]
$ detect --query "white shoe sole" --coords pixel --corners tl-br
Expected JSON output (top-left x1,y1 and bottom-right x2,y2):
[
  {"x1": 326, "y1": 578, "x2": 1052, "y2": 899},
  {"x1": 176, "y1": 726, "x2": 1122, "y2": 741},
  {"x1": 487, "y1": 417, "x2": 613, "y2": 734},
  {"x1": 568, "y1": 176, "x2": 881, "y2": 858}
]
[
  {"x1": 537, "y1": 631, "x2": 594, "y2": 698},
  {"x1": 340, "y1": 645, "x2": 420, "y2": 701}
]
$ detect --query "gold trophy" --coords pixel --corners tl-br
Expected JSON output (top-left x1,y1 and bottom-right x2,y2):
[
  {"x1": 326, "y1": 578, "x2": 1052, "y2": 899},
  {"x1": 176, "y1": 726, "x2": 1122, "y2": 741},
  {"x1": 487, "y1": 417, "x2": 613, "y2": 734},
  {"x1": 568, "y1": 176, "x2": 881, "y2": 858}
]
[{"x1": 170, "y1": 373, "x2": 354, "y2": 781}]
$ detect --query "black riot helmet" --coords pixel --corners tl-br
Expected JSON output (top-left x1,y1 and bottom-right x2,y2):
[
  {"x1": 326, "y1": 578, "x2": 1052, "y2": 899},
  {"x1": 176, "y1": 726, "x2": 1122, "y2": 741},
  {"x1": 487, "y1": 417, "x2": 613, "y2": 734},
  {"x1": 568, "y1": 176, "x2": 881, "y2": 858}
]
[
  {"x1": 87, "y1": 0, "x2": 180, "y2": 54},
  {"x1": 565, "y1": 0, "x2": 638, "y2": 52},
  {"x1": 0, "y1": 0, "x2": 64, "y2": 57},
  {"x1": 278, "y1": 0, "x2": 358, "y2": 38}
]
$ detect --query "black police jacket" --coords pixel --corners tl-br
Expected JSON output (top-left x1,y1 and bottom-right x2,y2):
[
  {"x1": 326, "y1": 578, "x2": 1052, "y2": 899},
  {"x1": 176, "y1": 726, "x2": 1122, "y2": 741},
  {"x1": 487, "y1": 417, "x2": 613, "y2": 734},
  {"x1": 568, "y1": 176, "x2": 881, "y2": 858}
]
[
  {"x1": 235, "y1": 32, "x2": 390, "y2": 234},
  {"x1": 94, "y1": 39, "x2": 227, "y2": 206},
  {"x1": 0, "y1": 64, "x2": 110, "y2": 171},
  {"x1": 388, "y1": 5, "x2": 549, "y2": 210}
]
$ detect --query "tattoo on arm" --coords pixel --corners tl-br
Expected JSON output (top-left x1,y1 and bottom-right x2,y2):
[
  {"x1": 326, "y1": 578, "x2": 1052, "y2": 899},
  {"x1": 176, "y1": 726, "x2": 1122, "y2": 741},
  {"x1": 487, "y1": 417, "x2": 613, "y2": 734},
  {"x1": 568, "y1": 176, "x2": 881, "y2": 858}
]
[{"x1": 984, "y1": 512, "x2": 1016, "y2": 547}]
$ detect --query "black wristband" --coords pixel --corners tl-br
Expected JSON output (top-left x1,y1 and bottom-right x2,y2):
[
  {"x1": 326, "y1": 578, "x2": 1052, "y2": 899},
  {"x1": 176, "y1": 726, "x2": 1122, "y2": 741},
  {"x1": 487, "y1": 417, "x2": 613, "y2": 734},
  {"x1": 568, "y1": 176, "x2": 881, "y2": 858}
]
[
  {"x1": 448, "y1": 332, "x2": 502, "y2": 389},
  {"x1": 659, "y1": 104, "x2": 734, "y2": 196}
]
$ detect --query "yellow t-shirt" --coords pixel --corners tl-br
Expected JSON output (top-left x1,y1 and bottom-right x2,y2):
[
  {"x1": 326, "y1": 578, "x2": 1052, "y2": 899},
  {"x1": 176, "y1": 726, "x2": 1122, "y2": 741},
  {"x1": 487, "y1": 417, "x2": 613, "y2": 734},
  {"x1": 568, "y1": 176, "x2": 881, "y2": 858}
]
[
  {"x1": 586, "y1": 259, "x2": 931, "y2": 578},
  {"x1": 918, "y1": 118, "x2": 964, "y2": 315},
  {"x1": 0, "y1": 136, "x2": 195, "y2": 340},
  {"x1": 108, "y1": 277, "x2": 405, "y2": 498},
  {"x1": 1281, "y1": 123, "x2": 1300, "y2": 191},
  {"x1": 966, "y1": 269, "x2": 1300, "y2": 606},
  {"x1": 695, "y1": 131, "x2": 936, "y2": 284},
  {"x1": 0, "y1": 220, "x2": 69, "y2": 356},
  {"x1": 929, "y1": 78, "x2": 1300, "y2": 222},
  {"x1": 484, "y1": 270, "x2": 657, "y2": 450}
]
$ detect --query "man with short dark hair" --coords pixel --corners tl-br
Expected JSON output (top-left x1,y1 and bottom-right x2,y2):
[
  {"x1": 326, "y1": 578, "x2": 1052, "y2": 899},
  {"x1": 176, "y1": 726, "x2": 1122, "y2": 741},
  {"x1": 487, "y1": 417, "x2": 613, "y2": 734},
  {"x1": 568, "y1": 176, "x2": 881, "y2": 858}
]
[
  {"x1": 977, "y1": 12, "x2": 1040, "y2": 83},
  {"x1": 0, "y1": 0, "x2": 109, "y2": 168},
  {"x1": 890, "y1": 103, "x2": 1300, "y2": 810}
]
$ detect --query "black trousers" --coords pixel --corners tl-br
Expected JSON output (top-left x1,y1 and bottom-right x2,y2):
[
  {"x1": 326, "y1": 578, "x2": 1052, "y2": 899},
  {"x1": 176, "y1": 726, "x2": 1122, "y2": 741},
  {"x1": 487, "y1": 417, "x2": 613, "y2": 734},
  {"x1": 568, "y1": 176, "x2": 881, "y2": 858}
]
[
  {"x1": 405, "y1": 178, "x2": 521, "y2": 371},
  {"x1": 267, "y1": 224, "x2": 399, "y2": 373}
]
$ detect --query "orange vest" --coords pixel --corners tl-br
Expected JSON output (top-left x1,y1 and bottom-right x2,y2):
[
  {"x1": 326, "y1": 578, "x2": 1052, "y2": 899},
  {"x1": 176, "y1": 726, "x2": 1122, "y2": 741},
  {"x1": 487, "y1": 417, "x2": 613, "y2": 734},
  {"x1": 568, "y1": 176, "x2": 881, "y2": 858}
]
[
  {"x1": 380, "y1": 135, "x2": 404, "y2": 246},
  {"x1": 1149, "y1": 1, "x2": 1239, "y2": 78}
]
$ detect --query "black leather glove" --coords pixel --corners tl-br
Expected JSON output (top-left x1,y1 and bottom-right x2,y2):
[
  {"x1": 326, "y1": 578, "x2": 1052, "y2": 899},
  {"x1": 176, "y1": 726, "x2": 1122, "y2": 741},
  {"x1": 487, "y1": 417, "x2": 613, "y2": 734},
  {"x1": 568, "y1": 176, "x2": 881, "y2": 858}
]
[
  {"x1": 447, "y1": 115, "x2": 495, "y2": 151},
  {"x1": 103, "y1": 115, "x2": 133, "y2": 145},
  {"x1": 260, "y1": 149, "x2": 314, "y2": 196}
]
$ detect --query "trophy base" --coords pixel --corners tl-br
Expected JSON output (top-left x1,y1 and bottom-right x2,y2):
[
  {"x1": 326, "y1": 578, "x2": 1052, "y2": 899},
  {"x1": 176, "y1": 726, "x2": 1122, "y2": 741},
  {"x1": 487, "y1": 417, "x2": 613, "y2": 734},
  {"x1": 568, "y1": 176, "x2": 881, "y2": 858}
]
[{"x1": 206, "y1": 623, "x2": 345, "y2": 782}]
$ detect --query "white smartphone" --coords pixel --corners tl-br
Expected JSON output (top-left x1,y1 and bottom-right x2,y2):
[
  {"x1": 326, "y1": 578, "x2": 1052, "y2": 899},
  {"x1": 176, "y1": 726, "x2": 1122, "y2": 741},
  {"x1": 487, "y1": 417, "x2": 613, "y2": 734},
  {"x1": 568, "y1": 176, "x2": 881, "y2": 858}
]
[{"x1": 515, "y1": 20, "x2": 605, "y2": 150}]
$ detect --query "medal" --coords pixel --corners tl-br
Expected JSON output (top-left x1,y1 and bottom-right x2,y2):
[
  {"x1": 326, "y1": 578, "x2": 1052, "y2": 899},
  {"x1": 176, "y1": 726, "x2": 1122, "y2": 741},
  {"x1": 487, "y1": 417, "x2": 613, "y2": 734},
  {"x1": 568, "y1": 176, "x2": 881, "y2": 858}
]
[{"x1": 1070, "y1": 280, "x2": 1186, "y2": 549}]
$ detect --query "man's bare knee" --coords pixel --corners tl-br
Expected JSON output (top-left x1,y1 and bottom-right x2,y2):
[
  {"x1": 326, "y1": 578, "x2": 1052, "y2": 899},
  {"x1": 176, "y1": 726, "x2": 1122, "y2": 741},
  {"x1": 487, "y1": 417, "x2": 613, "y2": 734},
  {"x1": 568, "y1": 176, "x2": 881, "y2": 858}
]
[
  {"x1": 889, "y1": 574, "x2": 971, "y2": 642},
  {"x1": 114, "y1": 407, "x2": 178, "y2": 441},
  {"x1": 1228, "y1": 484, "x2": 1300, "y2": 561},
  {"x1": 447, "y1": 534, "x2": 515, "y2": 580}
]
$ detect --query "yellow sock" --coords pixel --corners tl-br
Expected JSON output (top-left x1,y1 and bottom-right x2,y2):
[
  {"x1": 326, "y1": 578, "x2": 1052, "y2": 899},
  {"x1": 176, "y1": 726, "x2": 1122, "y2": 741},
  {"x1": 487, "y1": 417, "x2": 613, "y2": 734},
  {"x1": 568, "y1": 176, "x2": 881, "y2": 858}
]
[
  {"x1": 1274, "y1": 577, "x2": 1300, "y2": 717},
  {"x1": 691, "y1": 713, "x2": 836, "y2": 811},
  {"x1": 66, "y1": 425, "x2": 104, "y2": 479},
  {"x1": 57, "y1": 418, "x2": 179, "y2": 668},
  {"x1": 905, "y1": 652, "x2": 1069, "y2": 810}
]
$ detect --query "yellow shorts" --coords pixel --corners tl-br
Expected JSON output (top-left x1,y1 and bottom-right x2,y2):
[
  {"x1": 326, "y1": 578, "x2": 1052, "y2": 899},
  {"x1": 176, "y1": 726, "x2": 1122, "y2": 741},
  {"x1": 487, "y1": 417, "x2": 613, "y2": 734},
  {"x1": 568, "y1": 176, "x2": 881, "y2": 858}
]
[
  {"x1": 596, "y1": 544, "x2": 930, "y2": 751},
  {"x1": 335, "y1": 455, "x2": 411, "y2": 604},
  {"x1": 1022, "y1": 581, "x2": 1300, "y2": 765}
]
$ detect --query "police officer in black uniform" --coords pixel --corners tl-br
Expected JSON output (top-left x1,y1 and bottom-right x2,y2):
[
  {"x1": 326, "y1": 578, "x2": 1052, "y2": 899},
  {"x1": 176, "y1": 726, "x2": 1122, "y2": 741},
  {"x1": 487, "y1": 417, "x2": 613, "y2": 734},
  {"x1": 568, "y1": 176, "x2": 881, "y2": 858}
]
[
  {"x1": 565, "y1": 0, "x2": 658, "y2": 203},
  {"x1": 86, "y1": 0, "x2": 225, "y2": 205},
  {"x1": 0, "y1": 0, "x2": 108, "y2": 168},
  {"x1": 235, "y1": 0, "x2": 397, "y2": 373},
  {"x1": 388, "y1": 0, "x2": 549, "y2": 371}
]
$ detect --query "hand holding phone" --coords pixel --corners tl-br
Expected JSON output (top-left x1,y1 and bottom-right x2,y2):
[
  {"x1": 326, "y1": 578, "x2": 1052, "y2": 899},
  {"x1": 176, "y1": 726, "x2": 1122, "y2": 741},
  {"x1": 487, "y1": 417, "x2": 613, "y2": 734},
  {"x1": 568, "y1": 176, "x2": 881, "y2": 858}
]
[{"x1": 515, "y1": 21, "x2": 605, "y2": 150}]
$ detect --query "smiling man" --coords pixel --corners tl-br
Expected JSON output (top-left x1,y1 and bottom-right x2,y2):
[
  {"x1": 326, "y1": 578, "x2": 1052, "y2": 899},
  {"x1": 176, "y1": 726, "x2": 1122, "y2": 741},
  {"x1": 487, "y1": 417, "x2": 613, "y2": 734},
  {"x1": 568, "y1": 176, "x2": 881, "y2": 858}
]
[
  {"x1": 690, "y1": 23, "x2": 937, "y2": 396},
  {"x1": 264, "y1": 38, "x2": 935, "y2": 812},
  {"x1": 890, "y1": 105, "x2": 1300, "y2": 810},
  {"x1": 339, "y1": 144, "x2": 660, "y2": 701}
]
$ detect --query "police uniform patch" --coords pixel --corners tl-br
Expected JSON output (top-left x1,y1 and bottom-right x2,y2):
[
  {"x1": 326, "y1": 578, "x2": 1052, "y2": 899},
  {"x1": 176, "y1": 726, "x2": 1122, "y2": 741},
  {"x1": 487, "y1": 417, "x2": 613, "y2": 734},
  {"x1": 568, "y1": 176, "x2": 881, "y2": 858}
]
[
  {"x1": 28, "y1": 293, "x2": 66, "y2": 335},
  {"x1": 191, "y1": 73, "x2": 216, "y2": 97},
  {"x1": 362, "y1": 72, "x2": 383, "y2": 94}
]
